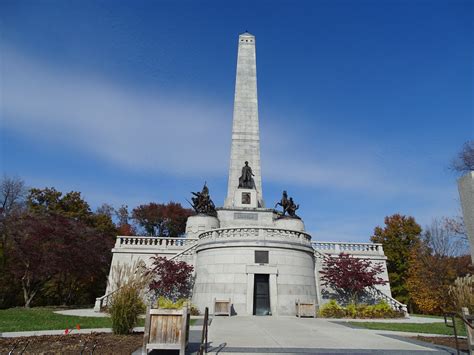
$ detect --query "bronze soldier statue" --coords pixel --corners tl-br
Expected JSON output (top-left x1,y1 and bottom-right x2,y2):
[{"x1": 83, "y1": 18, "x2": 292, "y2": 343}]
[
  {"x1": 286, "y1": 197, "x2": 299, "y2": 218},
  {"x1": 189, "y1": 183, "x2": 217, "y2": 217}
]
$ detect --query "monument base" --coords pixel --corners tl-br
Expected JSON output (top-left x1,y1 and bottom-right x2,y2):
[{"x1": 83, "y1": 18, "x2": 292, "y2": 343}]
[
  {"x1": 192, "y1": 227, "x2": 316, "y2": 316},
  {"x1": 275, "y1": 216, "x2": 305, "y2": 232}
]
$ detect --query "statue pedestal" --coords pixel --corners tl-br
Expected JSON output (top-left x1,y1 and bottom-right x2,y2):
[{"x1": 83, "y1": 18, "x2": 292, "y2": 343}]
[
  {"x1": 275, "y1": 216, "x2": 305, "y2": 232},
  {"x1": 234, "y1": 188, "x2": 258, "y2": 208},
  {"x1": 185, "y1": 215, "x2": 220, "y2": 239}
]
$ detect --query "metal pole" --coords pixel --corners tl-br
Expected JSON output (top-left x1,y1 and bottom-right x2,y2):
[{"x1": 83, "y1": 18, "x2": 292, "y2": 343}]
[
  {"x1": 444, "y1": 313, "x2": 460, "y2": 355},
  {"x1": 453, "y1": 315, "x2": 460, "y2": 355},
  {"x1": 205, "y1": 306, "x2": 209, "y2": 353}
]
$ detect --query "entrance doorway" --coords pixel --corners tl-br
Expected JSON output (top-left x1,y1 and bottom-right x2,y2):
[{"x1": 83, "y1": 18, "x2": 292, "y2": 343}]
[{"x1": 253, "y1": 274, "x2": 270, "y2": 315}]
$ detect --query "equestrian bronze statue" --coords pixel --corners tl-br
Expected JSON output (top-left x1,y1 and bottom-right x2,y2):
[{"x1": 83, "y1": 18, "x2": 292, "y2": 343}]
[
  {"x1": 275, "y1": 190, "x2": 300, "y2": 218},
  {"x1": 188, "y1": 183, "x2": 217, "y2": 217}
]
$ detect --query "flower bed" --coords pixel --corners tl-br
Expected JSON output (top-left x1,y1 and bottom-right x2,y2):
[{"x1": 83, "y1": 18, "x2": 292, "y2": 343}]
[
  {"x1": 319, "y1": 300, "x2": 405, "y2": 318},
  {"x1": 0, "y1": 333, "x2": 143, "y2": 354}
]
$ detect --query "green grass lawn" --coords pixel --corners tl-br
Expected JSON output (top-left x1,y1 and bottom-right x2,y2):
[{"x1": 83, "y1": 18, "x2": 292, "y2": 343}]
[
  {"x1": 0, "y1": 307, "x2": 197, "y2": 332},
  {"x1": 410, "y1": 314, "x2": 444, "y2": 319},
  {"x1": 348, "y1": 321, "x2": 467, "y2": 336},
  {"x1": 0, "y1": 307, "x2": 143, "y2": 332}
]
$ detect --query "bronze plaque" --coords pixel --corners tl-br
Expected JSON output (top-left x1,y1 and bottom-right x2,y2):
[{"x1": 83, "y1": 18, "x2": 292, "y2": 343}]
[{"x1": 242, "y1": 192, "x2": 251, "y2": 204}]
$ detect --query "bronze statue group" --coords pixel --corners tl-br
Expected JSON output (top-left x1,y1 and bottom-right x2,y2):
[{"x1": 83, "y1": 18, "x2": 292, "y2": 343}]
[{"x1": 190, "y1": 162, "x2": 299, "y2": 218}]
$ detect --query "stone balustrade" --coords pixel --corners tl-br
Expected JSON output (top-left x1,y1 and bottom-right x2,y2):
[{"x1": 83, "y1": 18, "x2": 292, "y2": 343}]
[
  {"x1": 367, "y1": 286, "x2": 408, "y2": 316},
  {"x1": 169, "y1": 243, "x2": 199, "y2": 261},
  {"x1": 312, "y1": 241, "x2": 384, "y2": 256},
  {"x1": 198, "y1": 227, "x2": 312, "y2": 245},
  {"x1": 114, "y1": 236, "x2": 199, "y2": 249}
]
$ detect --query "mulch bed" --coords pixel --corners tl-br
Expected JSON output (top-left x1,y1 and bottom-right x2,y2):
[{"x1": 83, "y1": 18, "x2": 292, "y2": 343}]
[
  {"x1": 412, "y1": 335, "x2": 469, "y2": 352},
  {"x1": 0, "y1": 332, "x2": 143, "y2": 354}
]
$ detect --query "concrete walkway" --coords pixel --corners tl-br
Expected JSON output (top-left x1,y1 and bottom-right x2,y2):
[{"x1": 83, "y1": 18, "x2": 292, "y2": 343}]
[
  {"x1": 2, "y1": 311, "x2": 455, "y2": 354},
  {"x1": 53, "y1": 309, "x2": 445, "y2": 324},
  {"x1": 54, "y1": 308, "x2": 110, "y2": 317},
  {"x1": 206, "y1": 316, "x2": 453, "y2": 354},
  {"x1": 329, "y1": 316, "x2": 445, "y2": 324}
]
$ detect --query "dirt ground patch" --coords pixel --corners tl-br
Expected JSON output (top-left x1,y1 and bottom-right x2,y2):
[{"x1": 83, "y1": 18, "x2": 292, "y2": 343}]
[
  {"x1": 412, "y1": 335, "x2": 469, "y2": 352},
  {"x1": 0, "y1": 332, "x2": 143, "y2": 354}
]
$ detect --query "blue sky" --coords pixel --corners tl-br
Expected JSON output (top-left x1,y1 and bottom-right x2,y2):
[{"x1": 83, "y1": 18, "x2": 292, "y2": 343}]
[{"x1": 1, "y1": 0, "x2": 472, "y2": 242}]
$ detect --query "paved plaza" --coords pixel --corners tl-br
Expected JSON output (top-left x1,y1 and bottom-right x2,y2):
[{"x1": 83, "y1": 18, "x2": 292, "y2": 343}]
[
  {"x1": 2, "y1": 312, "x2": 457, "y2": 354},
  {"x1": 205, "y1": 316, "x2": 453, "y2": 354}
]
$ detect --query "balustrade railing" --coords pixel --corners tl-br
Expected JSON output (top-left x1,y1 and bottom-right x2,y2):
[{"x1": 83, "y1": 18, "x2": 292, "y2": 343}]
[
  {"x1": 169, "y1": 242, "x2": 199, "y2": 261},
  {"x1": 312, "y1": 241, "x2": 384, "y2": 255},
  {"x1": 312, "y1": 244, "x2": 407, "y2": 316},
  {"x1": 366, "y1": 286, "x2": 408, "y2": 316},
  {"x1": 198, "y1": 227, "x2": 312, "y2": 244},
  {"x1": 115, "y1": 236, "x2": 198, "y2": 249}
]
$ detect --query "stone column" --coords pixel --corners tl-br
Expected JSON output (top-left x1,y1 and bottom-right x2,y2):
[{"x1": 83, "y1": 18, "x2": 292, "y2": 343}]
[
  {"x1": 224, "y1": 32, "x2": 264, "y2": 208},
  {"x1": 269, "y1": 274, "x2": 278, "y2": 315},
  {"x1": 458, "y1": 171, "x2": 474, "y2": 263},
  {"x1": 246, "y1": 272, "x2": 254, "y2": 315}
]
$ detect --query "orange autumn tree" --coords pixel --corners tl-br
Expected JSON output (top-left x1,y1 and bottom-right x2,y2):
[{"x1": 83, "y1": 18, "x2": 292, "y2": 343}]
[
  {"x1": 406, "y1": 246, "x2": 449, "y2": 314},
  {"x1": 370, "y1": 214, "x2": 422, "y2": 306},
  {"x1": 407, "y1": 218, "x2": 471, "y2": 314}
]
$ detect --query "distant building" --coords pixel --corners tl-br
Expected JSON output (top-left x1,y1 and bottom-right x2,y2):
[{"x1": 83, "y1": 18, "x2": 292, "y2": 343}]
[{"x1": 458, "y1": 171, "x2": 474, "y2": 263}]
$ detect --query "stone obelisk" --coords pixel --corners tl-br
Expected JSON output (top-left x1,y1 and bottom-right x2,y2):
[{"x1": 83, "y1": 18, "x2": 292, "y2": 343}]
[{"x1": 224, "y1": 32, "x2": 264, "y2": 208}]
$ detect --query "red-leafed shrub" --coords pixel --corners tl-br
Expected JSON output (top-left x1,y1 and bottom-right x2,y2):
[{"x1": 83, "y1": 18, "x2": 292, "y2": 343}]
[
  {"x1": 146, "y1": 256, "x2": 194, "y2": 302},
  {"x1": 320, "y1": 253, "x2": 387, "y2": 304}
]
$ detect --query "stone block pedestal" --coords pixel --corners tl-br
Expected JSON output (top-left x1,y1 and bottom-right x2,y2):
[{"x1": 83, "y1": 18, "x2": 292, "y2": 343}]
[
  {"x1": 185, "y1": 215, "x2": 220, "y2": 239},
  {"x1": 275, "y1": 217, "x2": 305, "y2": 232},
  {"x1": 233, "y1": 188, "x2": 258, "y2": 208}
]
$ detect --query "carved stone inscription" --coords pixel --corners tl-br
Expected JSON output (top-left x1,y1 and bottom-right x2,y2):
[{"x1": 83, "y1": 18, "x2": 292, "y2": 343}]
[{"x1": 234, "y1": 212, "x2": 258, "y2": 220}]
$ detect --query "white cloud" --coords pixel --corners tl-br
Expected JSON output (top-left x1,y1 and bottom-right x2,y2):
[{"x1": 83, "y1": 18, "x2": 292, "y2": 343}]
[
  {"x1": 2, "y1": 46, "x2": 231, "y2": 177},
  {"x1": 0, "y1": 44, "x2": 458, "y2": 206},
  {"x1": 2, "y1": 44, "x2": 463, "y2": 245}
]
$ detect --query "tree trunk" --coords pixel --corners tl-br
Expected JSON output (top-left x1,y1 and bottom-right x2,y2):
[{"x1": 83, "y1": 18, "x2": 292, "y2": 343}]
[
  {"x1": 23, "y1": 287, "x2": 37, "y2": 308},
  {"x1": 23, "y1": 287, "x2": 30, "y2": 308},
  {"x1": 22, "y1": 269, "x2": 38, "y2": 308},
  {"x1": 24, "y1": 296, "x2": 31, "y2": 308},
  {"x1": 22, "y1": 273, "x2": 31, "y2": 307}
]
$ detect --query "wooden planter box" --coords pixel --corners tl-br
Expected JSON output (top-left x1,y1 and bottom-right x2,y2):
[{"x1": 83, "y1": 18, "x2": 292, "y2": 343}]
[
  {"x1": 142, "y1": 305, "x2": 190, "y2": 355},
  {"x1": 462, "y1": 307, "x2": 474, "y2": 354},
  {"x1": 214, "y1": 298, "x2": 231, "y2": 316},
  {"x1": 296, "y1": 299, "x2": 317, "y2": 318}
]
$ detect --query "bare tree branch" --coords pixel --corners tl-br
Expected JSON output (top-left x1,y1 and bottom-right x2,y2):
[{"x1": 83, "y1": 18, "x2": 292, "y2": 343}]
[
  {"x1": 0, "y1": 176, "x2": 26, "y2": 216},
  {"x1": 450, "y1": 141, "x2": 474, "y2": 175},
  {"x1": 423, "y1": 218, "x2": 469, "y2": 257}
]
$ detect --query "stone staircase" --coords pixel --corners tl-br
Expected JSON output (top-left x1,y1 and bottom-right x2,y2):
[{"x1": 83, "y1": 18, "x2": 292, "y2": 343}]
[
  {"x1": 311, "y1": 244, "x2": 408, "y2": 315},
  {"x1": 169, "y1": 240, "x2": 198, "y2": 261}
]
